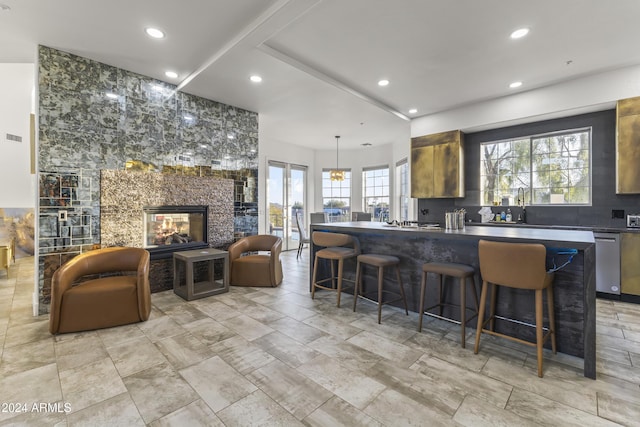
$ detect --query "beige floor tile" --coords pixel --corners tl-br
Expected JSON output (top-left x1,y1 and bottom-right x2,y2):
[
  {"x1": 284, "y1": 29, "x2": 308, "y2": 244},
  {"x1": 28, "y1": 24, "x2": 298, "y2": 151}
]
[
  {"x1": 595, "y1": 357, "x2": 640, "y2": 383},
  {"x1": 348, "y1": 314, "x2": 418, "y2": 344},
  {"x1": 410, "y1": 355, "x2": 513, "y2": 408},
  {"x1": 123, "y1": 362, "x2": 199, "y2": 424},
  {"x1": 190, "y1": 298, "x2": 241, "y2": 321},
  {"x1": 220, "y1": 313, "x2": 275, "y2": 341},
  {"x1": 303, "y1": 395, "x2": 384, "y2": 427},
  {"x1": 0, "y1": 338, "x2": 55, "y2": 377},
  {"x1": 297, "y1": 354, "x2": 385, "y2": 410},
  {"x1": 3, "y1": 318, "x2": 50, "y2": 348},
  {"x1": 59, "y1": 356, "x2": 126, "y2": 413},
  {"x1": 96, "y1": 323, "x2": 146, "y2": 348},
  {"x1": 149, "y1": 399, "x2": 224, "y2": 427},
  {"x1": 247, "y1": 359, "x2": 333, "y2": 420},
  {"x1": 308, "y1": 334, "x2": 381, "y2": 373},
  {"x1": 453, "y1": 394, "x2": 539, "y2": 427},
  {"x1": 266, "y1": 300, "x2": 317, "y2": 321},
  {"x1": 180, "y1": 355, "x2": 257, "y2": 412},
  {"x1": 303, "y1": 314, "x2": 363, "y2": 340},
  {"x1": 107, "y1": 336, "x2": 167, "y2": 377},
  {"x1": 597, "y1": 346, "x2": 632, "y2": 366},
  {"x1": 597, "y1": 391, "x2": 640, "y2": 426},
  {"x1": 182, "y1": 317, "x2": 237, "y2": 345},
  {"x1": 0, "y1": 364, "x2": 62, "y2": 423},
  {"x1": 406, "y1": 332, "x2": 492, "y2": 372},
  {"x1": 506, "y1": 387, "x2": 620, "y2": 426},
  {"x1": 363, "y1": 388, "x2": 456, "y2": 427},
  {"x1": 267, "y1": 316, "x2": 328, "y2": 344},
  {"x1": 65, "y1": 392, "x2": 145, "y2": 427},
  {"x1": 622, "y1": 328, "x2": 640, "y2": 343},
  {"x1": 155, "y1": 332, "x2": 214, "y2": 369},
  {"x1": 150, "y1": 290, "x2": 186, "y2": 312},
  {"x1": 210, "y1": 334, "x2": 276, "y2": 374},
  {"x1": 54, "y1": 332, "x2": 108, "y2": 373},
  {"x1": 243, "y1": 304, "x2": 287, "y2": 324},
  {"x1": 217, "y1": 389, "x2": 304, "y2": 426},
  {"x1": 253, "y1": 331, "x2": 321, "y2": 368},
  {"x1": 481, "y1": 357, "x2": 599, "y2": 415},
  {"x1": 161, "y1": 302, "x2": 209, "y2": 326},
  {"x1": 596, "y1": 323, "x2": 626, "y2": 339},
  {"x1": 347, "y1": 330, "x2": 423, "y2": 368},
  {"x1": 138, "y1": 315, "x2": 186, "y2": 343}
]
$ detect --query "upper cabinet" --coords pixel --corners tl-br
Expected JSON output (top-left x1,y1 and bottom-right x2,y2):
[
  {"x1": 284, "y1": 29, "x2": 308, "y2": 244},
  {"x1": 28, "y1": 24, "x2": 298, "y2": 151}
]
[
  {"x1": 411, "y1": 130, "x2": 465, "y2": 198},
  {"x1": 616, "y1": 96, "x2": 640, "y2": 194}
]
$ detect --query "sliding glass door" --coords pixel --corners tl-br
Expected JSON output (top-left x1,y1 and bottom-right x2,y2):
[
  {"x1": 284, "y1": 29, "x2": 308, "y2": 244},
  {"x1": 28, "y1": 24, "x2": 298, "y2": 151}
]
[{"x1": 267, "y1": 161, "x2": 307, "y2": 251}]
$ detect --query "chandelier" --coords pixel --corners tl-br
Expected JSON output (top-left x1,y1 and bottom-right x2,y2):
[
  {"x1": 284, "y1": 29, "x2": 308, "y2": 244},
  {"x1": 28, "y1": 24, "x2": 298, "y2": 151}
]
[{"x1": 329, "y1": 135, "x2": 345, "y2": 181}]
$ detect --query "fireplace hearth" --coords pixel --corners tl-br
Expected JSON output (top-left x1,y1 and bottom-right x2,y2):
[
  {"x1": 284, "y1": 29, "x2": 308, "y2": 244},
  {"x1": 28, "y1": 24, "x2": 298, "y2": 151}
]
[{"x1": 143, "y1": 205, "x2": 208, "y2": 259}]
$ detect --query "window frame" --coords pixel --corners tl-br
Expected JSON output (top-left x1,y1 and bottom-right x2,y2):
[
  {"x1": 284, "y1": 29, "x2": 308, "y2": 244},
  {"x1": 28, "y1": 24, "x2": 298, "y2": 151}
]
[
  {"x1": 362, "y1": 165, "x2": 390, "y2": 221},
  {"x1": 479, "y1": 127, "x2": 592, "y2": 206},
  {"x1": 321, "y1": 169, "x2": 352, "y2": 222}
]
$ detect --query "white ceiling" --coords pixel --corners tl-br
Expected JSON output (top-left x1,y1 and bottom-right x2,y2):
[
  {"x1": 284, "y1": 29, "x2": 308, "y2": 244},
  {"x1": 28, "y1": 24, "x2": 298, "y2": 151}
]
[{"x1": 2, "y1": 0, "x2": 640, "y2": 150}]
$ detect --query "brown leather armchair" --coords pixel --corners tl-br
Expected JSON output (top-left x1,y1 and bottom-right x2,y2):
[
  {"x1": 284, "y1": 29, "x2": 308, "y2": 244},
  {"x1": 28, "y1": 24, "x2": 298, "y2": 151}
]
[
  {"x1": 49, "y1": 247, "x2": 151, "y2": 334},
  {"x1": 228, "y1": 235, "x2": 283, "y2": 287}
]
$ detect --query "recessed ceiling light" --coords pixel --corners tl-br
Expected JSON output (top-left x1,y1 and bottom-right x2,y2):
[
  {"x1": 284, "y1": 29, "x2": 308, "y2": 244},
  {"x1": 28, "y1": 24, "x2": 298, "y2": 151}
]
[
  {"x1": 105, "y1": 92, "x2": 118, "y2": 99},
  {"x1": 378, "y1": 79, "x2": 390, "y2": 87},
  {"x1": 200, "y1": 144, "x2": 208, "y2": 148},
  {"x1": 183, "y1": 115, "x2": 194, "y2": 121},
  {"x1": 165, "y1": 71, "x2": 178, "y2": 79},
  {"x1": 408, "y1": 108, "x2": 418, "y2": 114},
  {"x1": 224, "y1": 155, "x2": 231, "y2": 160},
  {"x1": 250, "y1": 149, "x2": 256, "y2": 153},
  {"x1": 510, "y1": 28, "x2": 529, "y2": 39},
  {"x1": 145, "y1": 27, "x2": 165, "y2": 39},
  {"x1": 250, "y1": 75, "x2": 262, "y2": 83},
  {"x1": 509, "y1": 81, "x2": 523, "y2": 89}
]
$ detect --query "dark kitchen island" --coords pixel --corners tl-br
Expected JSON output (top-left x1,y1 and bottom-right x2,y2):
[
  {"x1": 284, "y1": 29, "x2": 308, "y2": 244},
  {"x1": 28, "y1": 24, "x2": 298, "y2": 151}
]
[{"x1": 309, "y1": 221, "x2": 596, "y2": 378}]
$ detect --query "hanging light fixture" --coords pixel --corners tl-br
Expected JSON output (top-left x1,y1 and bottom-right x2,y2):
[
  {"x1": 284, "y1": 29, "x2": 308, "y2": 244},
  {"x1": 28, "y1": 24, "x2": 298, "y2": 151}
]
[{"x1": 330, "y1": 135, "x2": 345, "y2": 181}]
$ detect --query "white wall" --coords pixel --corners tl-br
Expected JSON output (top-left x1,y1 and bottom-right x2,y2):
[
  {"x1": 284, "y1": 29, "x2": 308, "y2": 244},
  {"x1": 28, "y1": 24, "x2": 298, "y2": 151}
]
[
  {"x1": 411, "y1": 63, "x2": 640, "y2": 137},
  {"x1": 0, "y1": 63, "x2": 36, "y2": 207}
]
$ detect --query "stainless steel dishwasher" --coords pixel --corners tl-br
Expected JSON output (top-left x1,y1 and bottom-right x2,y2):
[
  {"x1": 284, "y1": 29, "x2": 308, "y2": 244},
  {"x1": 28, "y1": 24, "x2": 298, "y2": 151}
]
[{"x1": 594, "y1": 232, "x2": 621, "y2": 295}]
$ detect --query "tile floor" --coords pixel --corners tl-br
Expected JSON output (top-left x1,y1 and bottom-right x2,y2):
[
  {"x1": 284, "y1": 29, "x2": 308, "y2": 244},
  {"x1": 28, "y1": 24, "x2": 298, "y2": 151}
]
[{"x1": 1, "y1": 251, "x2": 639, "y2": 426}]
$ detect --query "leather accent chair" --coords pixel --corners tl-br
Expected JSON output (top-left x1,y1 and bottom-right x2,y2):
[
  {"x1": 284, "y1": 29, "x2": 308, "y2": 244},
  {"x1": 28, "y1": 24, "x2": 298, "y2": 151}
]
[
  {"x1": 49, "y1": 247, "x2": 151, "y2": 334},
  {"x1": 228, "y1": 235, "x2": 283, "y2": 287}
]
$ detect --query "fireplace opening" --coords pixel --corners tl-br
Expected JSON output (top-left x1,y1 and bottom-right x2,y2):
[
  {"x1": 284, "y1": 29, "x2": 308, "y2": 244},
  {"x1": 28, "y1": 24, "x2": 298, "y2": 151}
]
[{"x1": 143, "y1": 205, "x2": 208, "y2": 259}]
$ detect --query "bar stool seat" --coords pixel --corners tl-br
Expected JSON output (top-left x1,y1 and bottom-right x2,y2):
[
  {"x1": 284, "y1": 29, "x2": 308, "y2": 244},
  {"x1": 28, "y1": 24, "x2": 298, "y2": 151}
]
[
  {"x1": 353, "y1": 254, "x2": 409, "y2": 324},
  {"x1": 418, "y1": 262, "x2": 479, "y2": 348},
  {"x1": 474, "y1": 239, "x2": 556, "y2": 378},
  {"x1": 311, "y1": 231, "x2": 360, "y2": 307}
]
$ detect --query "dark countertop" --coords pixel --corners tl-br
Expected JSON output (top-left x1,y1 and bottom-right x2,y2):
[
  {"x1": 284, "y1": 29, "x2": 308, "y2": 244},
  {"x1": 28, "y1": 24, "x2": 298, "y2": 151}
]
[
  {"x1": 468, "y1": 221, "x2": 640, "y2": 234},
  {"x1": 311, "y1": 221, "x2": 595, "y2": 249}
]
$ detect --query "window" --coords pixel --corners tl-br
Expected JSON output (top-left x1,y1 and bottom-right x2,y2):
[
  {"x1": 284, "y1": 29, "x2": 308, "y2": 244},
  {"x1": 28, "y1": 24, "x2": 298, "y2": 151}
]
[
  {"x1": 396, "y1": 159, "x2": 409, "y2": 221},
  {"x1": 362, "y1": 166, "x2": 389, "y2": 221},
  {"x1": 480, "y1": 128, "x2": 591, "y2": 206},
  {"x1": 322, "y1": 169, "x2": 351, "y2": 222}
]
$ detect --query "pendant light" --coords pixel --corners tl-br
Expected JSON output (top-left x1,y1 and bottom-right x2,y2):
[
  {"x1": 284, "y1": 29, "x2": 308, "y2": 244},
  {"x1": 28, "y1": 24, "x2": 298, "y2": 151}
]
[{"x1": 329, "y1": 135, "x2": 345, "y2": 181}]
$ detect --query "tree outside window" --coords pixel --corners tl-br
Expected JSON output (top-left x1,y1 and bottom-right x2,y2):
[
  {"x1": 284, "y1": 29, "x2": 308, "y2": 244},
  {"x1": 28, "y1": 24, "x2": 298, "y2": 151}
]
[{"x1": 480, "y1": 129, "x2": 591, "y2": 206}]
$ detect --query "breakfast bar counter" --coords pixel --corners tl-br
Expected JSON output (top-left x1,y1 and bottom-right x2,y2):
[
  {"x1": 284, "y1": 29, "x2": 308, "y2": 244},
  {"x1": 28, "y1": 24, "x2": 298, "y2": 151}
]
[{"x1": 309, "y1": 222, "x2": 596, "y2": 378}]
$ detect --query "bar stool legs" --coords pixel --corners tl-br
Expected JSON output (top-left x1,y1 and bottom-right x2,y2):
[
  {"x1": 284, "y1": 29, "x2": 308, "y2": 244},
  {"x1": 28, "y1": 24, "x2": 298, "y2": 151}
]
[
  {"x1": 353, "y1": 254, "x2": 408, "y2": 324},
  {"x1": 418, "y1": 262, "x2": 479, "y2": 348}
]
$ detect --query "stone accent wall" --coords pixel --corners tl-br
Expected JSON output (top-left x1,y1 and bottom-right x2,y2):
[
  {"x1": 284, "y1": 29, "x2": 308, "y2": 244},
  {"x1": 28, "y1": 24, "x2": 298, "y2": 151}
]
[
  {"x1": 100, "y1": 170, "x2": 234, "y2": 248},
  {"x1": 37, "y1": 45, "x2": 259, "y2": 313}
]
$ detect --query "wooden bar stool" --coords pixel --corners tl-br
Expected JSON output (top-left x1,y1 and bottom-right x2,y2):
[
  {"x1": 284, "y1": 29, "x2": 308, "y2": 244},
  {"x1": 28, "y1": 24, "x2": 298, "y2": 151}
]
[
  {"x1": 352, "y1": 254, "x2": 409, "y2": 324},
  {"x1": 311, "y1": 231, "x2": 360, "y2": 307},
  {"x1": 418, "y1": 262, "x2": 479, "y2": 348},
  {"x1": 474, "y1": 239, "x2": 556, "y2": 378}
]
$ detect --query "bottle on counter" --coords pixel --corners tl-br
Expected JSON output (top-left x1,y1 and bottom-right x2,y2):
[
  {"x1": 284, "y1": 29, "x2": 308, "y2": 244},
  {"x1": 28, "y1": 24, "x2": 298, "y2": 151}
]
[
  {"x1": 506, "y1": 208, "x2": 512, "y2": 222},
  {"x1": 500, "y1": 210, "x2": 506, "y2": 221}
]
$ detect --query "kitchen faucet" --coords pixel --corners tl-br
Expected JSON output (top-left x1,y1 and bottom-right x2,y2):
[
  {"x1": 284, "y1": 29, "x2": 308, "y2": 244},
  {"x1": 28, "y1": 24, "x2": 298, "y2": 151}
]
[{"x1": 517, "y1": 187, "x2": 527, "y2": 223}]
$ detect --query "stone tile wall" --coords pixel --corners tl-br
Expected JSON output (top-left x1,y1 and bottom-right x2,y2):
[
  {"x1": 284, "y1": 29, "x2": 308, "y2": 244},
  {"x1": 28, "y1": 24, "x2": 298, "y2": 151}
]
[{"x1": 37, "y1": 46, "x2": 258, "y2": 313}]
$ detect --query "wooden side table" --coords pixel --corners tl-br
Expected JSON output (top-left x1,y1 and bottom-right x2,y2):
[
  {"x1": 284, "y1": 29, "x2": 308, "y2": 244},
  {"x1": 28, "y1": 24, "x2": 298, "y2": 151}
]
[{"x1": 173, "y1": 248, "x2": 229, "y2": 301}]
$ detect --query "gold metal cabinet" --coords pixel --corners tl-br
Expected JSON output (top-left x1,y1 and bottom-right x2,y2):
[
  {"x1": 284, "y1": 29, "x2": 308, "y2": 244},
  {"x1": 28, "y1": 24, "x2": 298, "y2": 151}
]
[
  {"x1": 0, "y1": 246, "x2": 9, "y2": 276},
  {"x1": 616, "y1": 96, "x2": 640, "y2": 194},
  {"x1": 411, "y1": 130, "x2": 464, "y2": 198},
  {"x1": 621, "y1": 233, "x2": 640, "y2": 296}
]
